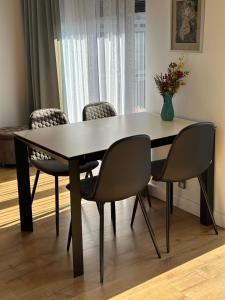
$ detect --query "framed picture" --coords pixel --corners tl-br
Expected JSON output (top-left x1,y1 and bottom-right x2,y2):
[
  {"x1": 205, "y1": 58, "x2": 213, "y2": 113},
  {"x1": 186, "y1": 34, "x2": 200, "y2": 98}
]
[{"x1": 171, "y1": 0, "x2": 205, "y2": 52}]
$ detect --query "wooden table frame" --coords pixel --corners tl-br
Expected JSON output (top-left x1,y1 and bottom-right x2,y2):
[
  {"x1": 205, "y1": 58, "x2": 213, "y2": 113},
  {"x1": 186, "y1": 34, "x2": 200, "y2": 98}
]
[{"x1": 14, "y1": 113, "x2": 214, "y2": 277}]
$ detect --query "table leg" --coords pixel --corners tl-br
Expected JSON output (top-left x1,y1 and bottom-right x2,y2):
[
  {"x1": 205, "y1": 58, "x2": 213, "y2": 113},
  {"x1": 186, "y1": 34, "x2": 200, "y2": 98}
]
[
  {"x1": 170, "y1": 183, "x2": 173, "y2": 214},
  {"x1": 14, "y1": 137, "x2": 33, "y2": 231},
  {"x1": 200, "y1": 141, "x2": 215, "y2": 226},
  {"x1": 69, "y1": 159, "x2": 84, "y2": 277}
]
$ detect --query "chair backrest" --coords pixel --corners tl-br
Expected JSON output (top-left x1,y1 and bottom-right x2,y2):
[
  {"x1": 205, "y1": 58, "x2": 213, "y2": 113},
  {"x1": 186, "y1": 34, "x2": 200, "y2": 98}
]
[
  {"x1": 160, "y1": 122, "x2": 215, "y2": 182},
  {"x1": 82, "y1": 102, "x2": 116, "y2": 121},
  {"x1": 92, "y1": 135, "x2": 151, "y2": 202},
  {"x1": 29, "y1": 108, "x2": 68, "y2": 160}
]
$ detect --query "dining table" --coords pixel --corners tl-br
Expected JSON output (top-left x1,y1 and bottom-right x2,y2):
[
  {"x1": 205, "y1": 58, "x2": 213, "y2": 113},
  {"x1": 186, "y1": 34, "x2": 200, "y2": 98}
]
[{"x1": 14, "y1": 112, "x2": 215, "y2": 277}]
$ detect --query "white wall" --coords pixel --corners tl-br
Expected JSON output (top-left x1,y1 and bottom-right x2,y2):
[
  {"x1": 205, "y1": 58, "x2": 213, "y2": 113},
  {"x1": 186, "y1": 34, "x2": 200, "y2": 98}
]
[
  {"x1": 0, "y1": 0, "x2": 28, "y2": 127},
  {"x1": 146, "y1": 0, "x2": 225, "y2": 227}
]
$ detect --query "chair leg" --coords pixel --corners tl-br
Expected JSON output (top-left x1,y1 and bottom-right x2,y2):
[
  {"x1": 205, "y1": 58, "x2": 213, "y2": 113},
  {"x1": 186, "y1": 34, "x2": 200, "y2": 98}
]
[
  {"x1": 55, "y1": 176, "x2": 59, "y2": 236},
  {"x1": 67, "y1": 221, "x2": 72, "y2": 251},
  {"x1": 198, "y1": 176, "x2": 218, "y2": 235},
  {"x1": 99, "y1": 203, "x2": 105, "y2": 283},
  {"x1": 138, "y1": 193, "x2": 161, "y2": 258},
  {"x1": 166, "y1": 182, "x2": 172, "y2": 253},
  {"x1": 85, "y1": 170, "x2": 93, "y2": 179},
  {"x1": 111, "y1": 202, "x2": 116, "y2": 235},
  {"x1": 170, "y1": 183, "x2": 173, "y2": 214},
  {"x1": 145, "y1": 185, "x2": 152, "y2": 207},
  {"x1": 31, "y1": 170, "x2": 40, "y2": 203},
  {"x1": 130, "y1": 196, "x2": 138, "y2": 227}
]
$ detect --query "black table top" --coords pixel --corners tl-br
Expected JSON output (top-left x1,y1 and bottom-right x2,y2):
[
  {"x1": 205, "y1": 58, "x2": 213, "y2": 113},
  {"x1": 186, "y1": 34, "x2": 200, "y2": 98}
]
[{"x1": 14, "y1": 112, "x2": 195, "y2": 160}]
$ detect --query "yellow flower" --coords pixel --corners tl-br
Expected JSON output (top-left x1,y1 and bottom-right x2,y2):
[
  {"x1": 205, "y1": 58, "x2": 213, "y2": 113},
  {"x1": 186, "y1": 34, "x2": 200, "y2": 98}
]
[{"x1": 177, "y1": 56, "x2": 184, "y2": 70}]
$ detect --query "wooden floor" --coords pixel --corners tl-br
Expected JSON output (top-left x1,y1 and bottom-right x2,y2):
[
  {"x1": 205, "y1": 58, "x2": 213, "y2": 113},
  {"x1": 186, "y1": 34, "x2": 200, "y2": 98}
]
[
  {"x1": 0, "y1": 167, "x2": 225, "y2": 299},
  {"x1": 111, "y1": 244, "x2": 225, "y2": 300}
]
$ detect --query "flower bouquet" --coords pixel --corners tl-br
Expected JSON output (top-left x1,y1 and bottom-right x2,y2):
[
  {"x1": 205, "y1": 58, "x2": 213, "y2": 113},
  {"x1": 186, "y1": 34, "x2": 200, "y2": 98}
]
[{"x1": 154, "y1": 57, "x2": 189, "y2": 120}]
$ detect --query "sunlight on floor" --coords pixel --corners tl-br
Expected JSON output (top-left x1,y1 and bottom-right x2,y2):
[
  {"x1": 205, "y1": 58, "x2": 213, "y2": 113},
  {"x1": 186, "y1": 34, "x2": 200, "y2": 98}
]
[
  {"x1": 0, "y1": 172, "x2": 70, "y2": 228},
  {"x1": 110, "y1": 244, "x2": 225, "y2": 300}
]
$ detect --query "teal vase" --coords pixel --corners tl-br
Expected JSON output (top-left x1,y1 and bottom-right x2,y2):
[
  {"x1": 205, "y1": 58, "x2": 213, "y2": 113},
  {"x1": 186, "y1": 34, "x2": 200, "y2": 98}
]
[{"x1": 161, "y1": 93, "x2": 174, "y2": 121}]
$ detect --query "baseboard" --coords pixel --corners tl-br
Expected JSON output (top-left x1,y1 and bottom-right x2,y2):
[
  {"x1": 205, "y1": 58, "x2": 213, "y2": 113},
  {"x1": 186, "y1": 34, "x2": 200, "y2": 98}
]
[
  {"x1": 149, "y1": 183, "x2": 225, "y2": 229},
  {"x1": 149, "y1": 183, "x2": 200, "y2": 217},
  {"x1": 213, "y1": 211, "x2": 225, "y2": 229}
]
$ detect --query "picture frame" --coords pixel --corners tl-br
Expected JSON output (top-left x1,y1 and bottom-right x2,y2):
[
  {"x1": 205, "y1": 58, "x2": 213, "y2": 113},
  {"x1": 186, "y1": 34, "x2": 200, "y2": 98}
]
[{"x1": 171, "y1": 0, "x2": 205, "y2": 52}]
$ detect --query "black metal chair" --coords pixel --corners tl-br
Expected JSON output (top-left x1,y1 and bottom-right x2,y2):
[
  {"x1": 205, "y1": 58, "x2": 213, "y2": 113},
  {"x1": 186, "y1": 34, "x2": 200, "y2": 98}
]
[
  {"x1": 29, "y1": 108, "x2": 99, "y2": 236},
  {"x1": 67, "y1": 135, "x2": 161, "y2": 282},
  {"x1": 131, "y1": 122, "x2": 218, "y2": 253}
]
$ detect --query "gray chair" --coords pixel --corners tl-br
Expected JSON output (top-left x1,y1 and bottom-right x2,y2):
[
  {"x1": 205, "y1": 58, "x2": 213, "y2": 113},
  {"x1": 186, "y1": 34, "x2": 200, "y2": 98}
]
[
  {"x1": 29, "y1": 108, "x2": 99, "y2": 236},
  {"x1": 67, "y1": 135, "x2": 161, "y2": 283},
  {"x1": 82, "y1": 101, "x2": 116, "y2": 121},
  {"x1": 82, "y1": 101, "x2": 152, "y2": 232},
  {"x1": 83, "y1": 102, "x2": 117, "y2": 233},
  {"x1": 66, "y1": 102, "x2": 118, "y2": 249},
  {"x1": 131, "y1": 122, "x2": 218, "y2": 253}
]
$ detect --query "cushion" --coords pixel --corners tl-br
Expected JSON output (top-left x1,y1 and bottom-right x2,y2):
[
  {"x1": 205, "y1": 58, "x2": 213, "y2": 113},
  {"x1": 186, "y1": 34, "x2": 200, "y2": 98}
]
[{"x1": 0, "y1": 126, "x2": 28, "y2": 140}]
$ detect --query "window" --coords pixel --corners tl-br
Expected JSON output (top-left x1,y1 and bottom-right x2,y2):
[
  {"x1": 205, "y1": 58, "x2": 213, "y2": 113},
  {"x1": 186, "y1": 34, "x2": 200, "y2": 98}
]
[{"x1": 59, "y1": 0, "x2": 146, "y2": 121}]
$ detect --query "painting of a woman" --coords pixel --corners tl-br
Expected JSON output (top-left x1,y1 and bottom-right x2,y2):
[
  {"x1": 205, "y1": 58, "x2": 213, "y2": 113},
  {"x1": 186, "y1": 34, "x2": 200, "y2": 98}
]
[
  {"x1": 171, "y1": 0, "x2": 204, "y2": 51},
  {"x1": 176, "y1": 0, "x2": 198, "y2": 43}
]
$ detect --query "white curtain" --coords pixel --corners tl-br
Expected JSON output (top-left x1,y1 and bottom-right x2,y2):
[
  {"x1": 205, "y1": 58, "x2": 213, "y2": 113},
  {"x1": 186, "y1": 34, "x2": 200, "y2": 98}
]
[{"x1": 59, "y1": 0, "x2": 137, "y2": 122}]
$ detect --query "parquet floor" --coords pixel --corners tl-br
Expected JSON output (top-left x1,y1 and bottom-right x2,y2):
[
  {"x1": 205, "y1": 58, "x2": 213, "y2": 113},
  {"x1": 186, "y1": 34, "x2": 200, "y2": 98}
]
[{"x1": 0, "y1": 167, "x2": 224, "y2": 299}]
